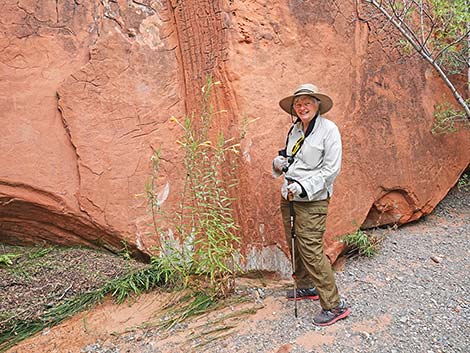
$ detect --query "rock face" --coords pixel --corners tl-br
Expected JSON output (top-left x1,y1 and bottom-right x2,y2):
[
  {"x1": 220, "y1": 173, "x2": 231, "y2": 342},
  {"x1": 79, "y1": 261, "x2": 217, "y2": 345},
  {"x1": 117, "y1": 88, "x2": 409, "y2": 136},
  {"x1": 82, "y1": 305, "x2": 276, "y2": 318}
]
[{"x1": 1, "y1": 0, "x2": 469, "y2": 272}]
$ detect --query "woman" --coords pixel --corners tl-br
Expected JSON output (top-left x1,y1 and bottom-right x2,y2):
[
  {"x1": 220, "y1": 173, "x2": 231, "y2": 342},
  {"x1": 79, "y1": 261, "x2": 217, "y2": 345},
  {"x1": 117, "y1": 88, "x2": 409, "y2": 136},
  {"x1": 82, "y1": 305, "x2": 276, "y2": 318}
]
[{"x1": 272, "y1": 83, "x2": 350, "y2": 326}]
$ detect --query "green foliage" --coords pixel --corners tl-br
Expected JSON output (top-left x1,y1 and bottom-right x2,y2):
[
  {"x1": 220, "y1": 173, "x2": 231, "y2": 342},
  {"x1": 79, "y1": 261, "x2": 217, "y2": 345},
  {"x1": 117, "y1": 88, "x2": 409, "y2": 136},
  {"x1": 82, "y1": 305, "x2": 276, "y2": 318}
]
[
  {"x1": 431, "y1": 101, "x2": 470, "y2": 134},
  {"x1": 342, "y1": 228, "x2": 377, "y2": 257},
  {"x1": 431, "y1": 0, "x2": 470, "y2": 39},
  {"x1": 158, "y1": 292, "x2": 217, "y2": 330},
  {"x1": 398, "y1": 39, "x2": 414, "y2": 55},
  {"x1": 379, "y1": 0, "x2": 470, "y2": 73},
  {"x1": 430, "y1": 0, "x2": 470, "y2": 72},
  {"x1": 0, "y1": 247, "x2": 54, "y2": 268},
  {"x1": 0, "y1": 253, "x2": 20, "y2": 267},
  {"x1": 458, "y1": 172, "x2": 470, "y2": 191},
  {"x1": 0, "y1": 250, "x2": 240, "y2": 351},
  {"x1": 146, "y1": 77, "x2": 243, "y2": 298},
  {"x1": 118, "y1": 241, "x2": 132, "y2": 261},
  {"x1": 3, "y1": 247, "x2": 57, "y2": 280},
  {"x1": 143, "y1": 290, "x2": 254, "y2": 335},
  {"x1": 145, "y1": 148, "x2": 162, "y2": 235},
  {"x1": 25, "y1": 247, "x2": 53, "y2": 259}
]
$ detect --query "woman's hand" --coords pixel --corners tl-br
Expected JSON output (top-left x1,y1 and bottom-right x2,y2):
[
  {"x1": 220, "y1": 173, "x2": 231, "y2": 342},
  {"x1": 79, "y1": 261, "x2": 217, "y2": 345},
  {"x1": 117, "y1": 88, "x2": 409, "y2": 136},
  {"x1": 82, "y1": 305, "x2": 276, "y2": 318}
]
[
  {"x1": 273, "y1": 156, "x2": 289, "y2": 173},
  {"x1": 287, "y1": 182, "x2": 302, "y2": 197}
]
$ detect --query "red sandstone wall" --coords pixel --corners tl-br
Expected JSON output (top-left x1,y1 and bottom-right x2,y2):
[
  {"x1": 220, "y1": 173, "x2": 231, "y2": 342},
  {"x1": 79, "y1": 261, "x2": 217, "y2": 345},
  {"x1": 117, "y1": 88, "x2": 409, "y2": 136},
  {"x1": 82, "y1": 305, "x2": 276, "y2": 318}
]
[{"x1": 1, "y1": 0, "x2": 468, "y2": 271}]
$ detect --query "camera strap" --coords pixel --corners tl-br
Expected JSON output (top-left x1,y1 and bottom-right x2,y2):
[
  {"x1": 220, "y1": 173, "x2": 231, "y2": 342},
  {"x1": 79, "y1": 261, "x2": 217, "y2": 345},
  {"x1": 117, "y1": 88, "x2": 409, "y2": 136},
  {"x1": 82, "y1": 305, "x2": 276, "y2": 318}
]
[
  {"x1": 291, "y1": 135, "x2": 305, "y2": 156},
  {"x1": 279, "y1": 112, "x2": 318, "y2": 160}
]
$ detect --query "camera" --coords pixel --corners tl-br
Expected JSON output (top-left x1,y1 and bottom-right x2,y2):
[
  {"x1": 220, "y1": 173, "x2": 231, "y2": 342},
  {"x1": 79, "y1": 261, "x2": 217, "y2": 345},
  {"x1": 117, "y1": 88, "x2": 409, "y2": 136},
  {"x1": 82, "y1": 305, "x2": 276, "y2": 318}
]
[
  {"x1": 282, "y1": 157, "x2": 294, "y2": 172},
  {"x1": 278, "y1": 150, "x2": 294, "y2": 172}
]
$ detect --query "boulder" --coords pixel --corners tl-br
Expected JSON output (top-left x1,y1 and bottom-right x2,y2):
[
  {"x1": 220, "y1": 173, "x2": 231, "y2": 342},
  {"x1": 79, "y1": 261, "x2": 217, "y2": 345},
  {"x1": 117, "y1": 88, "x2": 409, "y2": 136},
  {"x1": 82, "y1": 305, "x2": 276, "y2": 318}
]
[{"x1": 1, "y1": 0, "x2": 468, "y2": 274}]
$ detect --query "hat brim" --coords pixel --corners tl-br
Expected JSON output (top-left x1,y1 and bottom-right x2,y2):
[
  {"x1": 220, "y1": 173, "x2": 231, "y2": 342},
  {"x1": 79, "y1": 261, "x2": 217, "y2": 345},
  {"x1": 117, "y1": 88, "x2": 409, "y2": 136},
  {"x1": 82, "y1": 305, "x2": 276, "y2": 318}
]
[{"x1": 279, "y1": 93, "x2": 333, "y2": 116}]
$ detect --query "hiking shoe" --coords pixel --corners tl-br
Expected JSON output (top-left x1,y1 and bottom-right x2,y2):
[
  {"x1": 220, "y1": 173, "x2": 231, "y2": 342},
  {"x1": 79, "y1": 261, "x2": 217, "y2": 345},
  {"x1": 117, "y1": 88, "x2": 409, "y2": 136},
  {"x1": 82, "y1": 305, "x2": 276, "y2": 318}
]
[
  {"x1": 286, "y1": 287, "x2": 319, "y2": 301},
  {"x1": 313, "y1": 299, "x2": 350, "y2": 326}
]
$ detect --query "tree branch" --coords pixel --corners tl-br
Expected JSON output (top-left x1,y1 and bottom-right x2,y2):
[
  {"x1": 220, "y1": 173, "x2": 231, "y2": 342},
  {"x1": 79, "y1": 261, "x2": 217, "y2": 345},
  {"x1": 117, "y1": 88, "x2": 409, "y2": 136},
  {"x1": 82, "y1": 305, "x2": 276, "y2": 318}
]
[
  {"x1": 387, "y1": 0, "x2": 428, "y2": 54},
  {"x1": 364, "y1": 0, "x2": 470, "y2": 118},
  {"x1": 433, "y1": 27, "x2": 470, "y2": 64}
]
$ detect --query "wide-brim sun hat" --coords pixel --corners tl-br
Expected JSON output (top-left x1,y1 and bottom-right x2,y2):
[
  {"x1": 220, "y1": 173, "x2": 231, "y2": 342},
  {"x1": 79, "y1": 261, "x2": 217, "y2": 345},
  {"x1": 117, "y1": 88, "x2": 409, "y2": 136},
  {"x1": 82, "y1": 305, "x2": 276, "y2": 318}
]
[{"x1": 279, "y1": 83, "x2": 333, "y2": 116}]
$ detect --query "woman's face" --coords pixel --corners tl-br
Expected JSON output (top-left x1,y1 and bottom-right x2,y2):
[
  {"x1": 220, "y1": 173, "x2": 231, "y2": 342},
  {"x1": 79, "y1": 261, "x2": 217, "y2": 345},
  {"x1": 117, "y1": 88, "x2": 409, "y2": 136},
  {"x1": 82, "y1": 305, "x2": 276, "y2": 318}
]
[{"x1": 293, "y1": 96, "x2": 320, "y2": 125}]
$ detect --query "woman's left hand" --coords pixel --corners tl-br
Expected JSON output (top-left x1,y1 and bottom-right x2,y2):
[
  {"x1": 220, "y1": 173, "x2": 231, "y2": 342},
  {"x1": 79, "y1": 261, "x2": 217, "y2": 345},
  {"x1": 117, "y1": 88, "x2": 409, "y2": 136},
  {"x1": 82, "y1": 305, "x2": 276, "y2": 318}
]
[{"x1": 287, "y1": 182, "x2": 302, "y2": 196}]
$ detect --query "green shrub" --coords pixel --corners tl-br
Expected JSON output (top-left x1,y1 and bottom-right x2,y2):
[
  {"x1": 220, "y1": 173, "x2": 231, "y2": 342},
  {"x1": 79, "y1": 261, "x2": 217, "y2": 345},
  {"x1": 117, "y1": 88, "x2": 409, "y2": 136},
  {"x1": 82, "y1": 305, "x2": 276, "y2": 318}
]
[
  {"x1": 0, "y1": 253, "x2": 20, "y2": 267},
  {"x1": 342, "y1": 229, "x2": 377, "y2": 257},
  {"x1": 431, "y1": 101, "x2": 470, "y2": 135},
  {"x1": 146, "y1": 77, "x2": 243, "y2": 298},
  {"x1": 457, "y1": 172, "x2": 470, "y2": 192}
]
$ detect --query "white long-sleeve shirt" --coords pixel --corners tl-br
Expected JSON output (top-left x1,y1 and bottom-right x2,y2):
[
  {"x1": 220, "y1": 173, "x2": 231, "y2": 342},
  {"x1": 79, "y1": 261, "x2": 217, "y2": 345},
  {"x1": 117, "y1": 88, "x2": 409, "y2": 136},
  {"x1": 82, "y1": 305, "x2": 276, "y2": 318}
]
[{"x1": 276, "y1": 115, "x2": 342, "y2": 201}]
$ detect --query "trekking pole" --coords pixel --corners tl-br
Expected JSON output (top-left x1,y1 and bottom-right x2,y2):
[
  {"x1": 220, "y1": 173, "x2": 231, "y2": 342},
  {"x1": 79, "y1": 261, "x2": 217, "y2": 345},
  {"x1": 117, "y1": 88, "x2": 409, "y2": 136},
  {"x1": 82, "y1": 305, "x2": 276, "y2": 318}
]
[{"x1": 287, "y1": 181, "x2": 298, "y2": 318}]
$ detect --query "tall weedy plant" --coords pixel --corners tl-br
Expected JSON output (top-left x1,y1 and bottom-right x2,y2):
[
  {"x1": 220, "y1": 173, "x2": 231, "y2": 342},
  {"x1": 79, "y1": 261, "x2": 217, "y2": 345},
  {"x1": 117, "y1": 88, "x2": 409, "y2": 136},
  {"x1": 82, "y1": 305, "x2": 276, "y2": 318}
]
[{"x1": 147, "y1": 77, "x2": 242, "y2": 298}]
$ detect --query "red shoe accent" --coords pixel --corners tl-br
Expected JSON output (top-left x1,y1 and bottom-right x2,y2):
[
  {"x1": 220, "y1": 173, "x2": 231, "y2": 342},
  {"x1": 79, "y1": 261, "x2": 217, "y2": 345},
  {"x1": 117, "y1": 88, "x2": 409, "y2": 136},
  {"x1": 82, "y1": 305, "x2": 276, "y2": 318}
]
[
  {"x1": 314, "y1": 308, "x2": 351, "y2": 326},
  {"x1": 287, "y1": 295, "x2": 319, "y2": 301}
]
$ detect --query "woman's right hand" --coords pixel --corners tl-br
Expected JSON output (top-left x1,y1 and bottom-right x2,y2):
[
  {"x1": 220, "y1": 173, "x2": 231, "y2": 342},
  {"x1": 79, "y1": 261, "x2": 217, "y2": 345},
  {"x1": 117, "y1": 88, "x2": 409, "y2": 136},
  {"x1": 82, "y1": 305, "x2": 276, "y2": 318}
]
[{"x1": 272, "y1": 156, "x2": 288, "y2": 173}]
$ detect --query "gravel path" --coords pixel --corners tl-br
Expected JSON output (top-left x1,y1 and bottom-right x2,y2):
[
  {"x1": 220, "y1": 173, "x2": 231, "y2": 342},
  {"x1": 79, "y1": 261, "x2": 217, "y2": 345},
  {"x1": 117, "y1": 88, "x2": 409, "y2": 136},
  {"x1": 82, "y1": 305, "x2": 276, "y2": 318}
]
[
  {"x1": 200, "y1": 186, "x2": 470, "y2": 353},
  {"x1": 83, "y1": 186, "x2": 468, "y2": 353}
]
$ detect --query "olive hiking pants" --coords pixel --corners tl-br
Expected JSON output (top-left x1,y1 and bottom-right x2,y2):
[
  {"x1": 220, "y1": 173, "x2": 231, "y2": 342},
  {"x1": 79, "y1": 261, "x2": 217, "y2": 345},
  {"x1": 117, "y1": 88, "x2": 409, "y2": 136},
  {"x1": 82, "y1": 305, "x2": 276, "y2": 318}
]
[{"x1": 281, "y1": 198, "x2": 340, "y2": 310}]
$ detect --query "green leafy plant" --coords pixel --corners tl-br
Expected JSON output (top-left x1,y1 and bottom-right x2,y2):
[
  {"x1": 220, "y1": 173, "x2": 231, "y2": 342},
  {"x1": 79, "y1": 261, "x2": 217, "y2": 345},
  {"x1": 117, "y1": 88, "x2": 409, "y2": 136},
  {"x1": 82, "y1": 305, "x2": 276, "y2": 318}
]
[
  {"x1": 118, "y1": 241, "x2": 132, "y2": 261},
  {"x1": 431, "y1": 101, "x2": 470, "y2": 134},
  {"x1": 0, "y1": 253, "x2": 20, "y2": 267},
  {"x1": 146, "y1": 77, "x2": 243, "y2": 299},
  {"x1": 342, "y1": 228, "x2": 378, "y2": 257},
  {"x1": 457, "y1": 172, "x2": 470, "y2": 192},
  {"x1": 3, "y1": 247, "x2": 56, "y2": 280},
  {"x1": 0, "y1": 246, "x2": 54, "y2": 268},
  {"x1": 26, "y1": 247, "x2": 54, "y2": 259}
]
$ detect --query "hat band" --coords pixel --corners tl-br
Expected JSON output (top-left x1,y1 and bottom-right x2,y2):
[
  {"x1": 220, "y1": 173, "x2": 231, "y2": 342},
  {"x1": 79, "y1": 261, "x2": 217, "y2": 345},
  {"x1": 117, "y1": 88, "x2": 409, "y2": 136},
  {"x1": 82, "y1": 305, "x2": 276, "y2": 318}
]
[{"x1": 294, "y1": 88, "x2": 315, "y2": 95}]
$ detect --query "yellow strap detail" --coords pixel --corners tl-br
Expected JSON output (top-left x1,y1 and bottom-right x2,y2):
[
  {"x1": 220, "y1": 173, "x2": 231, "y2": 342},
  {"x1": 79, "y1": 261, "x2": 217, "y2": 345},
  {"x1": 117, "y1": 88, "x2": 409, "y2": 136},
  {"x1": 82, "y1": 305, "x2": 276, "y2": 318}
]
[{"x1": 291, "y1": 136, "x2": 305, "y2": 155}]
